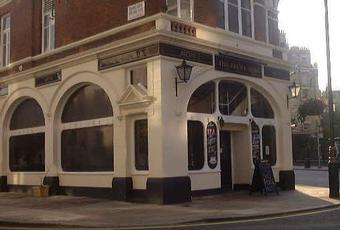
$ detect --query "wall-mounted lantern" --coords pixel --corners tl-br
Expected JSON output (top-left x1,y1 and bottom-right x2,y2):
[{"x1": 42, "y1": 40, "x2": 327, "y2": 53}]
[
  {"x1": 289, "y1": 81, "x2": 301, "y2": 99},
  {"x1": 287, "y1": 81, "x2": 301, "y2": 108},
  {"x1": 175, "y1": 60, "x2": 193, "y2": 97}
]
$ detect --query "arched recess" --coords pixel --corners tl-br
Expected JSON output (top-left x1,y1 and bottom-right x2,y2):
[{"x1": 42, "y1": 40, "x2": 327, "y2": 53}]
[
  {"x1": 8, "y1": 98, "x2": 45, "y2": 172},
  {"x1": 181, "y1": 74, "x2": 284, "y2": 121},
  {"x1": 1, "y1": 88, "x2": 48, "y2": 175},
  {"x1": 55, "y1": 83, "x2": 114, "y2": 172},
  {"x1": 49, "y1": 71, "x2": 118, "y2": 173}
]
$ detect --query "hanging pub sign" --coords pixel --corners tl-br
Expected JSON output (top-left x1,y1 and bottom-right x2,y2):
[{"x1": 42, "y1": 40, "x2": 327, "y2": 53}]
[
  {"x1": 207, "y1": 121, "x2": 218, "y2": 169},
  {"x1": 215, "y1": 53, "x2": 262, "y2": 78},
  {"x1": 251, "y1": 120, "x2": 261, "y2": 164}
]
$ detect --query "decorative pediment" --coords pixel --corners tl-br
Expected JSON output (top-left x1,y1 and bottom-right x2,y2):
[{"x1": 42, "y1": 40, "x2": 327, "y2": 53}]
[{"x1": 117, "y1": 85, "x2": 154, "y2": 110}]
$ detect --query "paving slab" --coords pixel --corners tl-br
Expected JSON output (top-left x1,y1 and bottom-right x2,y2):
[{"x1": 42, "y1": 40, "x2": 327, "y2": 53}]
[{"x1": 0, "y1": 170, "x2": 338, "y2": 228}]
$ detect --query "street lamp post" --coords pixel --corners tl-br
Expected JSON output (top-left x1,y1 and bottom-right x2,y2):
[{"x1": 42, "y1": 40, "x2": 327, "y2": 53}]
[{"x1": 324, "y1": 0, "x2": 339, "y2": 198}]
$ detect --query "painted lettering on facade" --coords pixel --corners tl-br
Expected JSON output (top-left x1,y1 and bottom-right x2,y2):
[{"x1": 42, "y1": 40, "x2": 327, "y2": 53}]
[{"x1": 215, "y1": 54, "x2": 262, "y2": 78}]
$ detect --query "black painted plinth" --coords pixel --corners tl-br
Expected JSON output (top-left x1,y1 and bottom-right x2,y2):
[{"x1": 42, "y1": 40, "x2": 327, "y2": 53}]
[
  {"x1": 279, "y1": 170, "x2": 295, "y2": 190},
  {"x1": 43, "y1": 176, "x2": 60, "y2": 195},
  {"x1": 329, "y1": 162, "x2": 340, "y2": 198},
  {"x1": 0, "y1": 176, "x2": 8, "y2": 192},
  {"x1": 147, "y1": 176, "x2": 191, "y2": 204},
  {"x1": 112, "y1": 177, "x2": 133, "y2": 201}
]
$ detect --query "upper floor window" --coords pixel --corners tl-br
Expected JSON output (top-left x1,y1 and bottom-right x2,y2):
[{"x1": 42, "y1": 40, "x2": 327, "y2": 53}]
[
  {"x1": 1, "y1": 14, "x2": 10, "y2": 67},
  {"x1": 217, "y1": 0, "x2": 252, "y2": 38},
  {"x1": 130, "y1": 66, "x2": 147, "y2": 89},
  {"x1": 268, "y1": 10, "x2": 279, "y2": 46},
  {"x1": 42, "y1": 0, "x2": 55, "y2": 52},
  {"x1": 166, "y1": 0, "x2": 193, "y2": 21},
  {"x1": 254, "y1": 0, "x2": 267, "y2": 42}
]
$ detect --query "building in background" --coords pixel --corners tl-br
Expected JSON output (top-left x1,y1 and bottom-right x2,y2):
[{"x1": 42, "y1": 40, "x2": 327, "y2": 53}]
[
  {"x1": 288, "y1": 47, "x2": 322, "y2": 165},
  {"x1": 0, "y1": 0, "x2": 294, "y2": 203}
]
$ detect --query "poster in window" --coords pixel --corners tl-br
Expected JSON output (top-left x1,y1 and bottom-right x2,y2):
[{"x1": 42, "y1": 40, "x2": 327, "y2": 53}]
[
  {"x1": 251, "y1": 120, "x2": 260, "y2": 164},
  {"x1": 207, "y1": 122, "x2": 218, "y2": 169}
]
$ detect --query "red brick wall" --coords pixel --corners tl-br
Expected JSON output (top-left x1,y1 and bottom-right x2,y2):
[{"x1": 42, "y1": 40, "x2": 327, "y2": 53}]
[
  {"x1": 55, "y1": 0, "x2": 164, "y2": 47},
  {"x1": 194, "y1": 0, "x2": 218, "y2": 28},
  {"x1": 0, "y1": 0, "x2": 164, "y2": 64}
]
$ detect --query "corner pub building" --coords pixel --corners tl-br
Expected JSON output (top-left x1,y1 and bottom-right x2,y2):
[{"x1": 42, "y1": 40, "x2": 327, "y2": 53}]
[{"x1": 0, "y1": 0, "x2": 294, "y2": 204}]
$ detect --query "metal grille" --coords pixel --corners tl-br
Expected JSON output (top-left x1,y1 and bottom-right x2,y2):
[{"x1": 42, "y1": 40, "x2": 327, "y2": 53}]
[{"x1": 43, "y1": 0, "x2": 54, "y2": 12}]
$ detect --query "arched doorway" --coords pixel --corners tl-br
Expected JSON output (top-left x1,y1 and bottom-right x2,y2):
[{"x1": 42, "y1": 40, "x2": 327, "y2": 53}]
[{"x1": 187, "y1": 79, "x2": 277, "y2": 191}]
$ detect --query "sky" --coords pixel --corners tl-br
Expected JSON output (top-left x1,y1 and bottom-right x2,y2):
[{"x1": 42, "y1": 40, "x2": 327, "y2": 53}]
[{"x1": 278, "y1": 0, "x2": 340, "y2": 91}]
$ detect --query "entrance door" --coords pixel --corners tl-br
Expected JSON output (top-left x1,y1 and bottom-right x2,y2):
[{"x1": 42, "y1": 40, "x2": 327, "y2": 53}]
[{"x1": 220, "y1": 131, "x2": 232, "y2": 191}]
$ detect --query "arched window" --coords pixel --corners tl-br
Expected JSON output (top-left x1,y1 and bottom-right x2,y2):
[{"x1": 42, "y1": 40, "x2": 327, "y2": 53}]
[
  {"x1": 219, "y1": 81, "x2": 248, "y2": 116},
  {"x1": 9, "y1": 98, "x2": 45, "y2": 172},
  {"x1": 188, "y1": 81, "x2": 215, "y2": 114},
  {"x1": 61, "y1": 85, "x2": 114, "y2": 172},
  {"x1": 251, "y1": 89, "x2": 274, "y2": 118}
]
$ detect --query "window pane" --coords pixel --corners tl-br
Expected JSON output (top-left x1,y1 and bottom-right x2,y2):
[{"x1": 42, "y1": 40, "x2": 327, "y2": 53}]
[
  {"x1": 167, "y1": 0, "x2": 178, "y2": 16},
  {"x1": 188, "y1": 81, "x2": 215, "y2": 114},
  {"x1": 268, "y1": 18, "x2": 279, "y2": 46},
  {"x1": 242, "y1": 9, "x2": 252, "y2": 37},
  {"x1": 2, "y1": 45, "x2": 6, "y2": 66},
  {"x1": 2, "y1": 33, "x2": 6, "y2": 45},
  {"x1": 217, "y1": 0, "x2": 226, "y2": 29},
  {"x1": 10, "y1": 99, "x2": 45, "y2": 130},
  {"x1": 50, "y1": 23, "x2": 55, "y2": 49},
  {"x1": 135, "y1": 119, "x2": 149, "y2": 171},
  {"x1": 180, "y1": 0, "x2": 191, "y2": 20},
  {"x1": 241, "y1": 0, "x2": 251, "y2": 9},
  {"x1": 254, "y1": 5, "x2": 267, "y2": 42},
  {"x1": 219, "y1": 81, "x2": 248, "y2": 116},
  {"x1": 187, "y1": 121, "x2": 204, "y2": 170},
  {"x1": 9, "y1": 133, "x2": 45, "y2": 172},
  {"x1": 62, "y1": 85, "x2": 113, "y2": 123},
  {"x1": 61, "y1": 125, "x2": 113, "y2": 172},
  {"x1": 228, "y1": 4, "x2": 239, "y2": 33},
  {"x1": 251, "y1": 89, "x2": 274, "y2": 118},
  {"x1": 44, "y1": 15, "x2": 50, "y2": 27},
  {"x1": 228, "y1": 0, "x2": 238, "y2": 5},
  {"x1": 130, "y1": 66, "x2": 147, "y2": 88},
  {"x1": 44, "y1": 27, "x2": 49, "y2": 50},
  {"x1": 262, "y1": 126, "x2": 276, "y2": 165}
]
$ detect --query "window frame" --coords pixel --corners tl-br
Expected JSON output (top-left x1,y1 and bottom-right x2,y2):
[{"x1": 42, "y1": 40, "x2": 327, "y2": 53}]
[
  {"x1": 59, "y1": 85, "x2": 114, "y2": 173},
  {"x1": 166, "y1": 0, "x2": 194, "y2": 21},
  {"x1": 42, "y1": 0, "x2": 55, "y2": 53},
  {"x1": 1, "y1": 14, "x2": 10, "y2": 67},
  {"x1": 219, "y1": 0, "x2": 254, "y2": 38},
  {"x1": 8, "y1": 98, "x2": 46, "y2": 173},
  {"x1": 253, "y1": 0, "x2": 268, "y2": 43},
  {"x1": 134, "y1": 118, "x2": 149, "y2": 172},
  {"x1": 128, "y1": 65, "x2": 148, "y2": 90},
  {"x1": 187, "y1": 120, "x2": 205, "y2": 171}
]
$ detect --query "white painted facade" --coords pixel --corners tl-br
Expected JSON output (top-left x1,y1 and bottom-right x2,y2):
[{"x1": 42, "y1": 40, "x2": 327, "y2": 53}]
[{"x1": 0, "y1": 13, "x2": 293, "y2": 197}]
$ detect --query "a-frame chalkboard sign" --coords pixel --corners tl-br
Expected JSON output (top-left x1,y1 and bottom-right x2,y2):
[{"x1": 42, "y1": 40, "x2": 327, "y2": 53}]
[{"x1": 249, "y1": 162, "x2": 279, "y2": 196}]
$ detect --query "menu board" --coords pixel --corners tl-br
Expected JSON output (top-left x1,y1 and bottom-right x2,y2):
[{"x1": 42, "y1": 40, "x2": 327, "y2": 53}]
[
  {"x1": 251, "y1": 121, "x2": 260, "y2": 164},
  {"x1": 250, "y1": 162, "x2": 279, "y2": 195},
  {"x1": 207, "y1": 122, "x2": 218, "y2": 169}
]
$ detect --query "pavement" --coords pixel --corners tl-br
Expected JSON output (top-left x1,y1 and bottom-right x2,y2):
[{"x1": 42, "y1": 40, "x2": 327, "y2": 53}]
[{"x1": 0, "y1": 169, "x2": 338, "y2": 229}]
